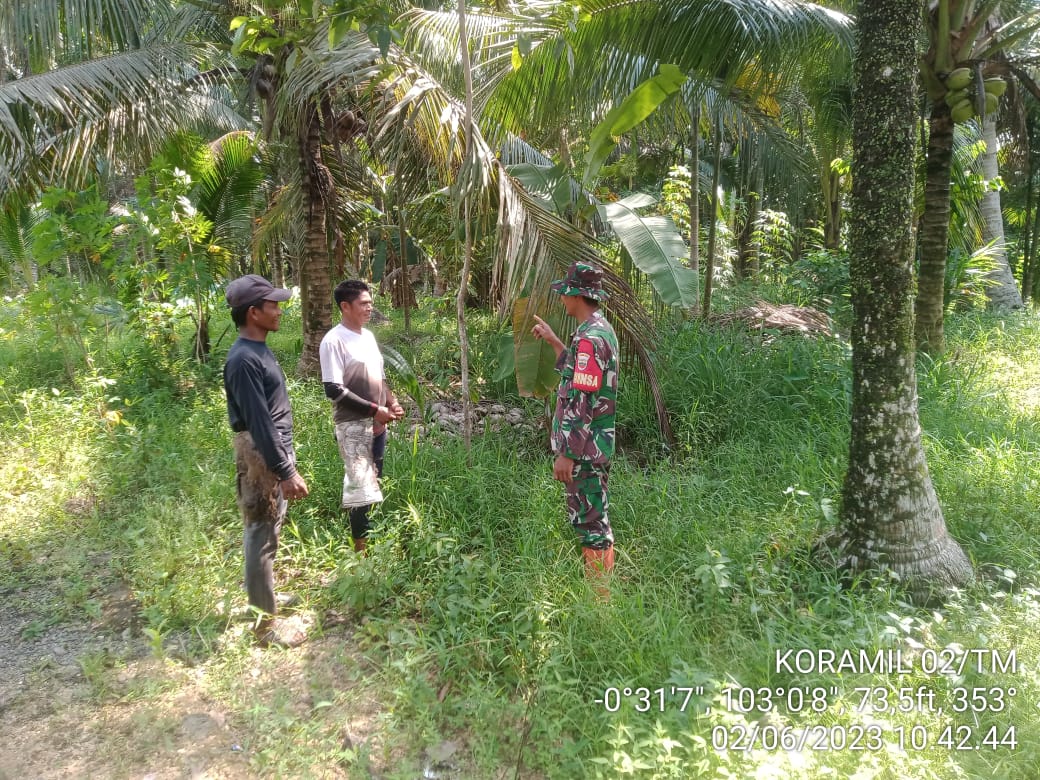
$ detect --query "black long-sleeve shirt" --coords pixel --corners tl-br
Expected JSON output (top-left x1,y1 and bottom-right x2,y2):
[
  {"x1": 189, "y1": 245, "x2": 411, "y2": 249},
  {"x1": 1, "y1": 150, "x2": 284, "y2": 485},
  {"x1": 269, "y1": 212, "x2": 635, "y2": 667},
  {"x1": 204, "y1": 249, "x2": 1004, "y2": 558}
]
[{"x1": 223, "y1": 337, "x2": 297, "y2": 481}]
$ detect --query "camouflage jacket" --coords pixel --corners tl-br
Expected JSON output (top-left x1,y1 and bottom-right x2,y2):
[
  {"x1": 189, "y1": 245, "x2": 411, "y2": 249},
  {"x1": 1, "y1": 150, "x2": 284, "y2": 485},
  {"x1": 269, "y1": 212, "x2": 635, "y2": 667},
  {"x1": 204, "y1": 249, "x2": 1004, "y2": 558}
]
[{"x1": 551, "y1": 310, "x2": 619, "y2": 464}]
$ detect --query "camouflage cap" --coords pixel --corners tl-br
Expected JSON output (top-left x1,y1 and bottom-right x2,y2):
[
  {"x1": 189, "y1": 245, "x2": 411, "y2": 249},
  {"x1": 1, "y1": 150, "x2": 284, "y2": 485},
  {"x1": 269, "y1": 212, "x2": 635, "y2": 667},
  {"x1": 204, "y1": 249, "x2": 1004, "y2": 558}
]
[{"x1": 551, "y1": 261, "x2": 608, "y2": 301}]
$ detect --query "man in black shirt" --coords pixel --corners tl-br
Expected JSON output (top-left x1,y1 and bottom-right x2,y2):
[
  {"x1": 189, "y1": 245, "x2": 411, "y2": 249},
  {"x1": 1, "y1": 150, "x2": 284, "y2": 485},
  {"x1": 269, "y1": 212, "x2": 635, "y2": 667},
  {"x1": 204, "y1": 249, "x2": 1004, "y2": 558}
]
[{"x1": 223, "y1": 275, "x2": 309, "y2": 647}]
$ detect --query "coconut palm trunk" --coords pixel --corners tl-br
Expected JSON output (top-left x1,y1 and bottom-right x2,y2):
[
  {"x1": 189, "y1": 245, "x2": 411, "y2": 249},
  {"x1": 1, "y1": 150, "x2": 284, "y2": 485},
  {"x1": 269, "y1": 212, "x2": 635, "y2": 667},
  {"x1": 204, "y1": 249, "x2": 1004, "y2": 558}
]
[
  {"x1": 822, "y1": 158, "x2": 842, "y2": 249},
  {"x1": 687, "y1": 106, "x2": 700, "y2": 276},
  {"x1": 979, "y1": 114, "x2": 1023, "y2": 309},
  {"x1": 297, "y1": 104, "x2": 333, "y2": 375},
  {"x1": 1024, "y1": 111, "x2": 1040, "y2": 300},
  {"x1": 835, "y1": 0, "x2": 972, "y2": 604},
  {"x1": 915, "y1": 105, "x2": 954, "y2": 355},
  {"x1": 456, "y1": 0, "x2": 476, "y2": 448},
  {"x1": 1031, "y1": 206, "x2": 1040, "y2": 300},
  {"x1": 701, "y1": 108, "x2": 722, "y2": 318},
  {"x1": 1022, "y1": 133, "x2": 1036, "y2": 300}
]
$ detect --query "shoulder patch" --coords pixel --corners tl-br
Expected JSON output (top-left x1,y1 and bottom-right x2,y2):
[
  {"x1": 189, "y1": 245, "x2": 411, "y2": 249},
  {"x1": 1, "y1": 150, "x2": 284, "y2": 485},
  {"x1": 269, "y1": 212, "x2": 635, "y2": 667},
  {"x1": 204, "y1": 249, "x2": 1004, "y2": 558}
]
[{"x1": 571, "y1": 338, "x2": 603, "y2": 391}]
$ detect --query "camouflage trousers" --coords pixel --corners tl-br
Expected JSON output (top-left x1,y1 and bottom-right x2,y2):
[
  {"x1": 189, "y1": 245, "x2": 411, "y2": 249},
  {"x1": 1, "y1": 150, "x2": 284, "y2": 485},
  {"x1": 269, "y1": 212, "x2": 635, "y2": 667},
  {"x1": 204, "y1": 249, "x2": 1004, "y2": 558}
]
[{"x1": 565, "y1": 461, "x2": 613, "y2": 550}]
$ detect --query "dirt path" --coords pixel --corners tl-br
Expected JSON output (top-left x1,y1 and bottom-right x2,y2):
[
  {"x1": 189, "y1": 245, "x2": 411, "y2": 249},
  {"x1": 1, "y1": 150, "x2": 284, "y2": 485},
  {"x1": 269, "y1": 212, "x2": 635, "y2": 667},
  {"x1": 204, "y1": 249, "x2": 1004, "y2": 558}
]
[
  {"x1": 0, "y1": 568, "x2": 251, "y2": 779},
  {"x1": 0, "y1": 569, "x2": 394, "y2": 779}
]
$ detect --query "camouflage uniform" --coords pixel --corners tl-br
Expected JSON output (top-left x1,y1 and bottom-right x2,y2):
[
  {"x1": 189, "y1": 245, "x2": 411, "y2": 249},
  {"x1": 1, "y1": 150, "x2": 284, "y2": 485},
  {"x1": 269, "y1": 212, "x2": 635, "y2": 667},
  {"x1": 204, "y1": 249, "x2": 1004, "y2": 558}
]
[{"x1": 550, "y1": 269, "x2": 619, "y2": 551}]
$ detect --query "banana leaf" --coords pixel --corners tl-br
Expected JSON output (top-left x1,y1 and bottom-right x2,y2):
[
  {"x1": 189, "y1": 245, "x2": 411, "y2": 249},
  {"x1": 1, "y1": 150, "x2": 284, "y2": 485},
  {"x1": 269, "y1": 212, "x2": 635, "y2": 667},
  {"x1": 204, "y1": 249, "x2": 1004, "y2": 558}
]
[
  {"x1": 508, "y1": 162, "x2": 572, "y2": 215},
  {"x1": 510, "y1": 296, "x2": 568, "y2": 398},
  {"x1": 598, "y1": 198, "x2": 699, "y2": 310},
  {"x1": 583, "y1": 64, "x2": 687, "y2": 187}
]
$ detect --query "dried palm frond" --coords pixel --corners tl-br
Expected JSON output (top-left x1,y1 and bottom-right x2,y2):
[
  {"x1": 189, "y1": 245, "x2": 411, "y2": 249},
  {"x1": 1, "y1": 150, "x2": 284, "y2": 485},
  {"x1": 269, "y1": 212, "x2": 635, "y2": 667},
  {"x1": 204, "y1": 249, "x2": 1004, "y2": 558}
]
[{"x1": 712, "y1": 300, "x2": 834, "y2": 335}]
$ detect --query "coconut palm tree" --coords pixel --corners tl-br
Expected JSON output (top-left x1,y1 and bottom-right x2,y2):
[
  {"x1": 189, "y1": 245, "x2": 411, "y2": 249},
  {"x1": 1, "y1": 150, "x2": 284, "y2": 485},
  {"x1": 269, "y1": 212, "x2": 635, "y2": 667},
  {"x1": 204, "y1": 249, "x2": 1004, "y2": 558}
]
[
  {"x1": 833, "y1": 0, "x2": 972, "y2": 602},
  {"x1": 226, "y1": 1, "x2": 393, "y2": 372},
  {"x1": 0, "y1": 0, "x2": 245, "y2": 205},
  {"x1": 1012, "y1": 94, "x2": 1040, "y2": 299},
  {"x1": 973, "y1": 36, "x2": 1040, "y2": 308},
  {"x1": 977, "y1": 112, "x2": 1023, "y2": 308},
  {"x1": 916, "y1": 0, "x2": 1040, "y2": 353}
]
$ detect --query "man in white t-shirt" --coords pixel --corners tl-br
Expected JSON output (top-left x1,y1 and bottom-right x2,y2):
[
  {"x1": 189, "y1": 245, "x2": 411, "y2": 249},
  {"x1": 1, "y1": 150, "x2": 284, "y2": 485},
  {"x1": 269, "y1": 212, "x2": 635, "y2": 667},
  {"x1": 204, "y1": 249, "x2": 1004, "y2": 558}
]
[{"x1": 319, "y1": 280, "x2": 403, "y2": 553}]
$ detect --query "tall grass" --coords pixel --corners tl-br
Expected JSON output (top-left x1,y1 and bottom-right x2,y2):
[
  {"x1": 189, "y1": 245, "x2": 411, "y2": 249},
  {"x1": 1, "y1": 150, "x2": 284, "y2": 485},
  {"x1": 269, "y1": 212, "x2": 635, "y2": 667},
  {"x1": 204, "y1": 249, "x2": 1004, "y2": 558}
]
[{"x1": 2, "y1": 292, "x2": 1040, "y2": 778}]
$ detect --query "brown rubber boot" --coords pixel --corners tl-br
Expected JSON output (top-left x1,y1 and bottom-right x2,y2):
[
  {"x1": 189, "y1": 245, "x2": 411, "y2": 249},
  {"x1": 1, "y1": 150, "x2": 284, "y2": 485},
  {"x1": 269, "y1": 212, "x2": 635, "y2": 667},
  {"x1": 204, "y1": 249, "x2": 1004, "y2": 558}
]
[
  {"x1": 353, "y1": 537, "x2": 367, "y2": 555},
  {"x1": 582, "y1": 546, "x2": 615, "y2": 601}
]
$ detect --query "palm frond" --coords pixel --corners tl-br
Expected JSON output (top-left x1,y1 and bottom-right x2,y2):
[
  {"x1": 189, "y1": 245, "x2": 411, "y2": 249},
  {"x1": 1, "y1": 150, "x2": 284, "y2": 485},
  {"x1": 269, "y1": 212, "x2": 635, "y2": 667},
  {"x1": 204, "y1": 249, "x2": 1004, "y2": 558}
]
[
  {"x1": 0, "y1": 201, "x2": 39, "y2": 288},
  {"x1": 252, "y1": 177, "x2": 305, "y2": 274},
  {"x1": 273, "y1": 27, "x2": 384, "y2": 129},
  {"x1": 947, "y1": 120, "x2": 989, "y2": 255},
  {"x1": 361, "y1": 48, "x2": 673, "y2": 437},
  {"x1": 481, "y1": 0, "x2": 852, "y2": 140},
  {"x1": 0, "y1": 43, "x2": 236, "y2": 197},
  {"x1": 156, "y1": 0, "x2": 236, "y2": 45},
  {"x1": 0, "y1": 0, "x2": 167, "y2": 68},
  {"x1": 197, "y1": 131, "x2": 268, "y2": 252},
  {"x1": 401, "y1": 7, "x2": 548, "y2": 111}
]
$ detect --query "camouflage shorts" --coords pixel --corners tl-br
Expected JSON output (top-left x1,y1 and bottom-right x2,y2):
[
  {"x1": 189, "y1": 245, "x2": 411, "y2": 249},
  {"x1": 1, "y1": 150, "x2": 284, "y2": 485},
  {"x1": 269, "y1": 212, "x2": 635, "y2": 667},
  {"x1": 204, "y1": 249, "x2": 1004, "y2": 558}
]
[{"x1": 565, "y1": 462, "x2": 613, "y2": 550}]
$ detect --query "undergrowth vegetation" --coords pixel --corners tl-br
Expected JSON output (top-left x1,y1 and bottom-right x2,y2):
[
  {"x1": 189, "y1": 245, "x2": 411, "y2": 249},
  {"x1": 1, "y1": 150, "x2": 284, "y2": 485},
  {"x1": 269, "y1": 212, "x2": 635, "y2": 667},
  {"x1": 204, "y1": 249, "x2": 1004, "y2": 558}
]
[{"x1": 2, "y1": 292, "x2": 1040, "y2": 778}]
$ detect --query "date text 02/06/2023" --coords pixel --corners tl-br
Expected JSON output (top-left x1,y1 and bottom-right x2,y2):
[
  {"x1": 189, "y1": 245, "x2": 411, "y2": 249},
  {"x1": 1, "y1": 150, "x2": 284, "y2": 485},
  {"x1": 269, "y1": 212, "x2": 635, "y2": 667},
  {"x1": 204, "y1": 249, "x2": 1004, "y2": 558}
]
[{"x1": 710, "y1": 723, "x2": 1017, "y2": 752}]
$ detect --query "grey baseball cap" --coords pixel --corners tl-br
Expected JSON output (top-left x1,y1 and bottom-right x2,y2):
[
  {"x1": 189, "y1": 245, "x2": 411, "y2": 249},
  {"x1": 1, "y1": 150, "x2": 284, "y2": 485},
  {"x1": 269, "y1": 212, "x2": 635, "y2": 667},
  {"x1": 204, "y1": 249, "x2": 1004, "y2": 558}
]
[{"x1": 225, "y1": 274, "x2": 292, "y2": 308}]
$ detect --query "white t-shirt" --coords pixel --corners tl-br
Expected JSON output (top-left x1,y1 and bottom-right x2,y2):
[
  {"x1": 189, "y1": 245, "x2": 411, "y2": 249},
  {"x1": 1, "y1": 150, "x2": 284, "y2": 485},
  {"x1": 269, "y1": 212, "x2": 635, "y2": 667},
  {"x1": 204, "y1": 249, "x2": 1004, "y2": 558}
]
[{"x1": 319, "y1": 324, "x2": 388, "y2": 423}]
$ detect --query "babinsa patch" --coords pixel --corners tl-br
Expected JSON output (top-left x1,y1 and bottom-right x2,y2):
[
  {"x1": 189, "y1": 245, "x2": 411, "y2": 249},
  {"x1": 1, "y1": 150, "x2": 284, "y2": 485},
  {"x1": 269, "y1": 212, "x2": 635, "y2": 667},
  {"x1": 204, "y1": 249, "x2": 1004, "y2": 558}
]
[{"x1": 571, "y1": 339, "x2": 603, "y2": 391}]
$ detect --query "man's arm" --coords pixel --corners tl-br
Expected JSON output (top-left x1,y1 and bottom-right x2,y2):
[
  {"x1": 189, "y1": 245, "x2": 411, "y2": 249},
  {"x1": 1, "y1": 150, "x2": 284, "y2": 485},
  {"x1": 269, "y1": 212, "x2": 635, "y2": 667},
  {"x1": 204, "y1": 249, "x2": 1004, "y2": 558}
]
[
  {"x1": 280, "y1": 472, "x2": 308, "y2": 500},
  {"x1": 226, "y1": 357, "x2": 298, "y2": 481},
  {"x1": 555, "y1": 335, "x2": 609, "y2": 465},
  {"x1": 323, "y1": 381, "x2": 378, "y2": 414},
  {"x1": 553, "y1": 453, "x2": 575, "y2": 482},
  {"x1": 322, "y1": 381, "x2": 396, "y2": 424},
  {"x1": 556, "y1": 387, "x2": 595, "y2": 460},
  {"x1": 381, "y1": 370, "x2": 404, "y2": 420}
]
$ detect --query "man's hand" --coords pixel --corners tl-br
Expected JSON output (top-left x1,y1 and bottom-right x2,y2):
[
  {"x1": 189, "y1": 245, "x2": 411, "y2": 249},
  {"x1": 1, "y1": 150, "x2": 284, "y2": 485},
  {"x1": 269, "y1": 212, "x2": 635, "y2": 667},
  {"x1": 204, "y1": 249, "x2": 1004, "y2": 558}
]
[
  {"x1": 532, "y1": 315, "x2": 565, "y2": 357},
  {"x1": 280, "y1": 473, "x2": 309, "y2": 500},
  {"x1": 374, "y1": 405, "x2": 395, "y2": 424},
  {"x1": 553, "y1": 454, "x2": 575, "y2": 484},
  {"x1": 389, "y1": 401, "x2": 405, "y2": 420}
]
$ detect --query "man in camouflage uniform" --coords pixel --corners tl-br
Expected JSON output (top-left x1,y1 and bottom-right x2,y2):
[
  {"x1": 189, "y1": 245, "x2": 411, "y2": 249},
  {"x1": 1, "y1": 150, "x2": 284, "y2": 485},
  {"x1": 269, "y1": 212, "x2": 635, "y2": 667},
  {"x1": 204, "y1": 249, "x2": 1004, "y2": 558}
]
[{"x1": 532, "y1": 261, "x2": 619, "y2": 597}]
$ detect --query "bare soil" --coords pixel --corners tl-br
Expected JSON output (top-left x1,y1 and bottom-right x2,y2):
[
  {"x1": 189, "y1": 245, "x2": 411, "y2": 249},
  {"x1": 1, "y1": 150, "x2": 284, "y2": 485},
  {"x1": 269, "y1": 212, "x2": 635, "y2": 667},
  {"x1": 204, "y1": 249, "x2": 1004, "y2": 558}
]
[{"x1": 0, "y1": 574, "x2": 386, "y2": 779}]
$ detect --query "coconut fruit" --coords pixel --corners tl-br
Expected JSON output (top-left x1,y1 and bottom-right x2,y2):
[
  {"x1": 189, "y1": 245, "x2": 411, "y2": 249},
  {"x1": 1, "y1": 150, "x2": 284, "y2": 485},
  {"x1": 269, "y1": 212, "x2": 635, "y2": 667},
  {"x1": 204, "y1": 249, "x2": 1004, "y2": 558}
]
[{"x1": 946, "y1": 68, "x2": 972, "y2": 91}]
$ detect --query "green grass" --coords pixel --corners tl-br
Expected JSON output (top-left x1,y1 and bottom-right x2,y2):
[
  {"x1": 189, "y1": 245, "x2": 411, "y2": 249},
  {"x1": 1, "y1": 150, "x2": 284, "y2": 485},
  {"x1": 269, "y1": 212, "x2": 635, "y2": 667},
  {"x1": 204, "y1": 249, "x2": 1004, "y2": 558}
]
[{"x1": 2, "y1": 291, "x2": 1040, "y2": 778}]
